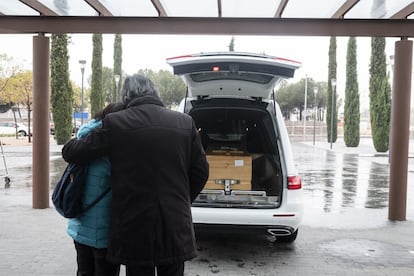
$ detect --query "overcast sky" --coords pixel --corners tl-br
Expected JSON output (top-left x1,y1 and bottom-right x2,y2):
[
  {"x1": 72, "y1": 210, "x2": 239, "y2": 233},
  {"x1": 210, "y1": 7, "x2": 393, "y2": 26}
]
[{"x1": 0, "y1": 34, "x2": 399, "y2": 112}]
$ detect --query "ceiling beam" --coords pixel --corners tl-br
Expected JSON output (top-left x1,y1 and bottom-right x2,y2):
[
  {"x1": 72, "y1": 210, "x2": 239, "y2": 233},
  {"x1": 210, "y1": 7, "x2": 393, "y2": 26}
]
[
  {"x1": 150, "y1": 0, "x2": 167, "y2": 17},
  {"x1": 391, "y1": 2, "x2": 414, "y2": 19},
  {"x1": 0, "y1": 17, "x2": 413, "y2": 37},
  {"x1": 19, "y1": 0, "x2": 57, "y2": 16},
  {"x1": 274, "y1": 0, "x2": 289, "y2": 18},
  {"x1": 85, "y1": 0, "x2": 113, "y2": 16},
  {"x1": 332, "y1": 0, "x2": 359, "y2": 19}
]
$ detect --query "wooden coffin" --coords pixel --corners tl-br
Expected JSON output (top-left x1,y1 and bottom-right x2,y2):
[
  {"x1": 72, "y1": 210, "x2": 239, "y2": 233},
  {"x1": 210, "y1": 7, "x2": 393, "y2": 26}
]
[{"x1": 205, "y1": 154, "x2": 252, "y2": 191}]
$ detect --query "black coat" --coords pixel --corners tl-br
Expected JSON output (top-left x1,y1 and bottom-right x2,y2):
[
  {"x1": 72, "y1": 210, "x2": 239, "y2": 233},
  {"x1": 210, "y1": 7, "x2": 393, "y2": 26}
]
[{"x1": 62, "y1": 95, "x2": 209, "y2": 266}]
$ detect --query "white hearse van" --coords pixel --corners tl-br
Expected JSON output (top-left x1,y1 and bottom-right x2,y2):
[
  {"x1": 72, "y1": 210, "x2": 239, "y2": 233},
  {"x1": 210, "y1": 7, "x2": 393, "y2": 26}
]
[{"x1": 167, "y1": 52, "x2": 303, "y2": 242}]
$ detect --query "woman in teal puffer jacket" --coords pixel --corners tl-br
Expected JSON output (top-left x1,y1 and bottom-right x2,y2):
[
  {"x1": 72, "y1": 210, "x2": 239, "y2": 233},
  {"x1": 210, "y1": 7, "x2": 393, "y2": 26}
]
[{"x1": 67, "y1": 103, "x2": 124, "y2": 276}]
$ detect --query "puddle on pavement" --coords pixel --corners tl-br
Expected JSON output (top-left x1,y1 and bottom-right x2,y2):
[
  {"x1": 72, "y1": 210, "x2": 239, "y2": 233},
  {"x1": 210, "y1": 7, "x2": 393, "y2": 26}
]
[
  {"x1": 294, "y1": 143, "x2": 394, "y2": 212},
  {"x1": 2, "y1": 157, "x2": 67, "y2": 189}
]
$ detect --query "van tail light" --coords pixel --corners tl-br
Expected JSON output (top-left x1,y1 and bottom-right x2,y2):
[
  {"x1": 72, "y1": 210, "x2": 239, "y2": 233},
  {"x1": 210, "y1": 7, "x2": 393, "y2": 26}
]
[{"x1": 287, "y1": 176, "x2": 302, "y2": 190}]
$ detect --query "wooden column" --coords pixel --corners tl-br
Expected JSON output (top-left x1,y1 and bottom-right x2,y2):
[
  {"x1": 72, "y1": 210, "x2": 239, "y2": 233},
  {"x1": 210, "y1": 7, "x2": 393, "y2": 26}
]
[
  {"x1": 389, "y1": 38, "x2": 413, "y2": 221},
  {"x1": 32, "y1": 34, "x2": 50, "y2": 209}
]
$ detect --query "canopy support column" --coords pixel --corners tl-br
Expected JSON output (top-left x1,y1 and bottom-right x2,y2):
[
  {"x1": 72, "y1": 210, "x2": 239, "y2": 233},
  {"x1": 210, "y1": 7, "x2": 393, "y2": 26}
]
[
  {"x1": 389, "y1": 38, "x2": 412, "y2": 221},
  {"x1": 32, "y1": 34, "x2": 50, "y2": 209}
]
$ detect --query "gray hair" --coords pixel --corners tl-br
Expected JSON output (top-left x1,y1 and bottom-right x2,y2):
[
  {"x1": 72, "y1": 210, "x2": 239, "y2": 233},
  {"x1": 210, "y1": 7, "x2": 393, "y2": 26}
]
[{"x1": 121, "y1": 74, "x2": 160, "y2": 103}]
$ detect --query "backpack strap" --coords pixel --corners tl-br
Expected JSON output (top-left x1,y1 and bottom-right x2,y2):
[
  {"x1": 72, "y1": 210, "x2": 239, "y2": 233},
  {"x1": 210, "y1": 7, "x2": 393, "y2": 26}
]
[{"x1": 82, "y1": 188, "x2": 111, "y2": 214}]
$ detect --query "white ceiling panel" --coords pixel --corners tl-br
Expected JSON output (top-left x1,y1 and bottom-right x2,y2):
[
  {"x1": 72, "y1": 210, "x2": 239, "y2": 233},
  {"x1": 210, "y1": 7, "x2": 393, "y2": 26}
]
[
  {"x1": 221, "y1": 0, "x2": 280, "y2": 18},
  {"x1": 100, "y1": 0, "x2": 158, "y2": 16},
  {"x1": 161, "y1": 0, "x2": 218, "y2": 17},
  {"x1": 283, "y1": 0, "x2": 346, "y2": 18},
  {"x1": 38, "y1": 0, "x2": 97, "y2": 16},
  {"x1": 346, "y1": 0, "x2": 414, "y2": 19},
  {"x1": 0, "y1": 0, "x2": 39, "y2": 15}
]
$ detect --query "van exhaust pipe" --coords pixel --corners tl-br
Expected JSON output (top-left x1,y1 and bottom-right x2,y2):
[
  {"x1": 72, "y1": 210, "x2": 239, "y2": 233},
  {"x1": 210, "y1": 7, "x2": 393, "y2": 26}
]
[{"x1": 267, "y1": 228, "x2": 291, "y2": 236}]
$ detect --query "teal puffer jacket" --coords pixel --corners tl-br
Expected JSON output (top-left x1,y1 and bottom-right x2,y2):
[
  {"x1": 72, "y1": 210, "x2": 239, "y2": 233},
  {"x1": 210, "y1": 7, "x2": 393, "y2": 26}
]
[{"x1": 67, "y1": 119, "x2": 112, "y2": 249}]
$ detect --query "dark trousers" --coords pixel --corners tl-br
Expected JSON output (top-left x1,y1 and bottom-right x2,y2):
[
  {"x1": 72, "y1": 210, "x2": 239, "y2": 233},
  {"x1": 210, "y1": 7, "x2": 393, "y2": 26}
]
[
  {"x1": 125, "y1": 262, "x2": 184, "y2": 276},
  {"x1": 74, "y1": 241, "x2": 120, "y2": 276}
]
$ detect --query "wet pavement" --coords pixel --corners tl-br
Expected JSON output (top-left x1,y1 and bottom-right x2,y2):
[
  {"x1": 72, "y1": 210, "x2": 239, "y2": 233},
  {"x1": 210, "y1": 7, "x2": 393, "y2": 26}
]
[
  {"x1": 297, "y1": 139, "x2": 413, "y2": 225},
  {"x1": 0, "y1": 137, "x2": 413, "y2": 275}
]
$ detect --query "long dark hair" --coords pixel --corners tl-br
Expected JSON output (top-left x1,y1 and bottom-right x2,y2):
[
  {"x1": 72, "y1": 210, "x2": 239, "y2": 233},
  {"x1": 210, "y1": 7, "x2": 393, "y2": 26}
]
[{"x1": 94, "y1": 102, "x2": 125, "y2": 121}]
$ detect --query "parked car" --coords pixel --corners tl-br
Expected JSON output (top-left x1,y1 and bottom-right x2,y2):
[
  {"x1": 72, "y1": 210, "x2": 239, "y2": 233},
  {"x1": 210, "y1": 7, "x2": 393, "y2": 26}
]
[
  {"x1": 167, "y1": 52, "x2": 303, "y2": 242},
  {"x1": 0, "y1": 122, "x2": 30, "y2": 136},
  {"x1": 50, "y1": 120, "x2": 82, "y2": 135}
]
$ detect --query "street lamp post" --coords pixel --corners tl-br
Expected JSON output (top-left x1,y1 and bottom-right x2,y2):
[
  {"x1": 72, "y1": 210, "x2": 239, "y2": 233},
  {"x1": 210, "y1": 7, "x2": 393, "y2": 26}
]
[
  {"x1": 313, "y1": 87, "x2": 318, "y2": 146},
  {"x1": 114, "y1": 74, "x2": 120, "y2": 102},
  {"x1": 330, "y1": 78, "x2": 336, "y2": 150},
  {"x1": 79, "y1": 60, "x2": 86, "y2": 125}
]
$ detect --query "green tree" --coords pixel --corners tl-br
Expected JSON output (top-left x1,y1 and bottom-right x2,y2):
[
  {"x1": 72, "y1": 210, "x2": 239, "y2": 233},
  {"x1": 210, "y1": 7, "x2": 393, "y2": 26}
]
[
  {"x1": 71, "y1": 80, "x2": 92, "y2": 128},
  {"x1": 344, "y1": 37, "x2": 360, "y2": 147},
  {"x1": 113, "y1": 34, "x2": 122, "y2": 102},
  {"x1": 369, "y1": 37, "x2": 391, "y2": 152},
  {"x1": 71, "y1": 80, "x2": 82, "y2": 114},
  {"x1": 137, "y1": 69, "x2": 186, "y2": 108},
  {"x1": 327, "y1": 36, "x2": 338, "y2": 143},
  {"x1": 90, "y1": 34, "x2": 103, "y2": 117},
  {"x1": 275, "y1": 79, "x2": 327, "y2": 120},
  {"x1": 274, "y1": 81, "x2": 296, "y2": 119},
  {"x1": 0, "y1": 53, "x2": 21, "y2": 112},
  {"x1": 102, "y1": 66, "x2": 114, "y2": 104},
  {"x1": 137, "y1": 69, "x2": 156, "y2": 84},
  {"x1": 2, "y1": 70, "x2": 33, "y2": 141},
  {"x1": 51, "y1": 34, "x2": 73, "y2": 144},
  {"x1": 156, "y1": 70, "x2": 186, "y2": 108}
]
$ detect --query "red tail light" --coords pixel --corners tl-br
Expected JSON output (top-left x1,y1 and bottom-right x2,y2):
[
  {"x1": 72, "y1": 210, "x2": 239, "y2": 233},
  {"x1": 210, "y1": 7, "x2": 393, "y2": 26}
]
[{"x1": 288, "y1": 176, "x2": 302, "y2": 190}]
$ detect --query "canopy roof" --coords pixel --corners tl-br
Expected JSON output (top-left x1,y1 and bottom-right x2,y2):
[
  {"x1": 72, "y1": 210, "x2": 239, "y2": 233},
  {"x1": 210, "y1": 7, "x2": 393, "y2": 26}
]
[{"x1": 0, "y1": 0, "x2": 413, "y2": 36}]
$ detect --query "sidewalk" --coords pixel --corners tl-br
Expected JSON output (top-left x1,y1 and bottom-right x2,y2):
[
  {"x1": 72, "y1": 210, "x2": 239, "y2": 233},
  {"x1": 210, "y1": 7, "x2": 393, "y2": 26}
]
[
  {"x1": 303, "y1": 137, "x2": 414, "y2": 173},
  {"x1": 300, "y1": 136, "x2": 414, "y2": 156},
  {"x1": 1, "y1": 193, "x2": 413, "y2": 276},
  {"x1": 0, "y1": 136, "x2": 62, "y2": 152}
]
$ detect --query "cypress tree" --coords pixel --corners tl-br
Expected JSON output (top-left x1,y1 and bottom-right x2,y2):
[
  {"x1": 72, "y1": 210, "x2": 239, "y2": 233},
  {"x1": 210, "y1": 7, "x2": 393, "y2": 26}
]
[
  {"x1": 327, "y1": 36, "x2": 338, "y2": 143},
  {"x1": 369, "y1": 37, "x2": 391, "y2": 152},
  {"x1": 344, "y1": 37, "x2": 360, "y2": 147},
  {"x1": 113, "y1": 34, "x2": 122, "y2": 102},
  {"x1": 50, "y1": 34, "x2": 73, "y2": 145},
  {"x1": 90, "y1": 34, "x2": 103, "y2": 117}
]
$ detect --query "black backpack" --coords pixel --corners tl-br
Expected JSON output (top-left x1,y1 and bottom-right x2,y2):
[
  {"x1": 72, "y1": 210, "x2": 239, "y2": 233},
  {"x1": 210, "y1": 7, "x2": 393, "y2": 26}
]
[{"x1": 52, "y1": 163, "x2": 110, "y2": 218}]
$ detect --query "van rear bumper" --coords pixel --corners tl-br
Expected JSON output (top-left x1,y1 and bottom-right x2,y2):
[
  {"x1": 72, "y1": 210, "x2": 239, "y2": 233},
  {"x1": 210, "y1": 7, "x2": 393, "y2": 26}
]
[
  {"x1": 191, "y1": 205, "x2": 302, "y2": 233},
  {"x1": 194, "y1": 223, "x2": 295, "y2": 236}
]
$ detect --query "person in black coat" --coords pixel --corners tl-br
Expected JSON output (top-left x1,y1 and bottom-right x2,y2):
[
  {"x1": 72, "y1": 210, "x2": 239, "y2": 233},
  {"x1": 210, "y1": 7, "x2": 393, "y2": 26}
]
[{"x1": 62, "y1": 74, "x2": 209, "y2": 276}]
